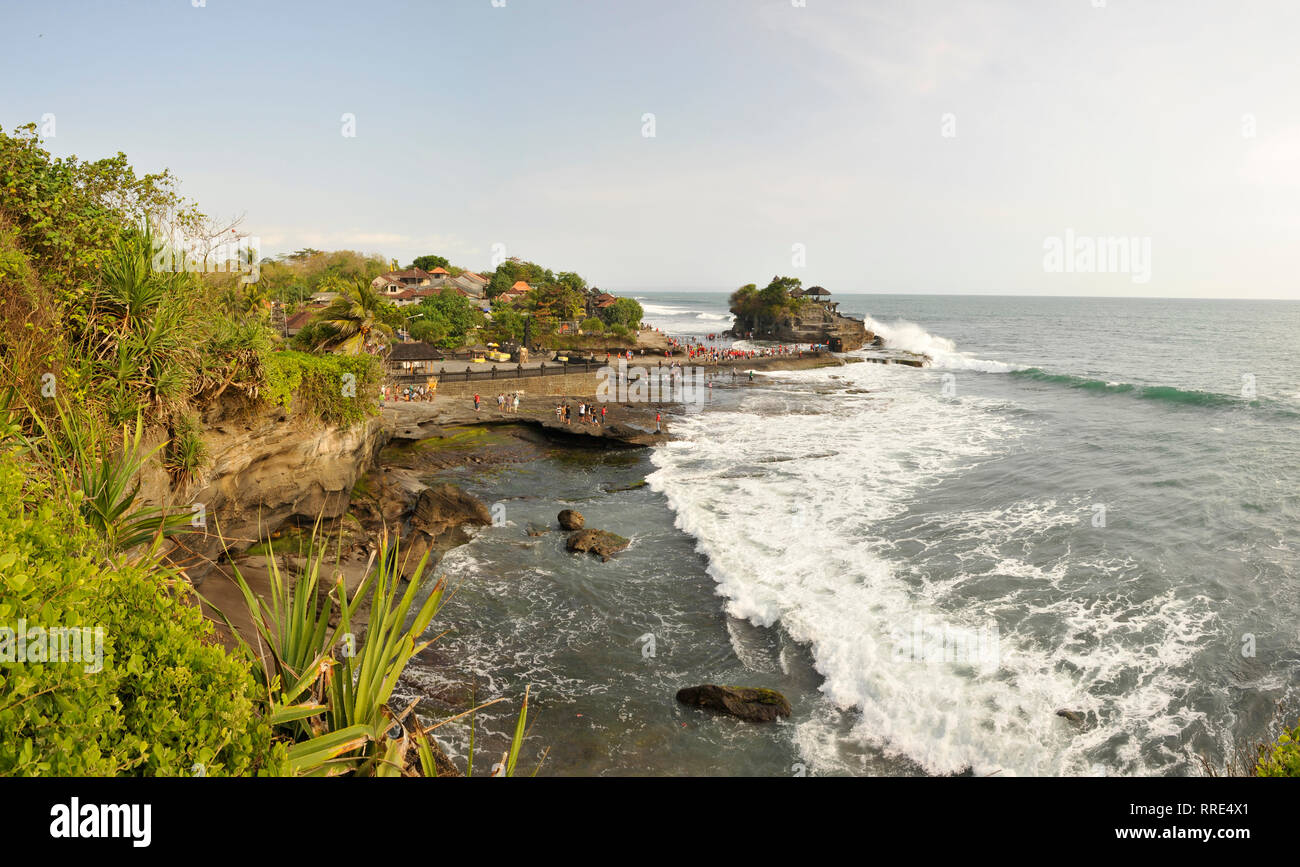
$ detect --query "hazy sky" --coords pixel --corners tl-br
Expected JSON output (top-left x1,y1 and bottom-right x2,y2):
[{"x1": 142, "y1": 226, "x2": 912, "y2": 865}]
[{"x1": 4, "y1": 0, "x2": 1299, "y2": 298}]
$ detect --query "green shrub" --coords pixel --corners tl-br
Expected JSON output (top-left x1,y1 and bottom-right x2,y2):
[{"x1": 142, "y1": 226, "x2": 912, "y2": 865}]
[
  {"x1": 165, "y1": 412, "x2": 207, "y2": 488},
  {"x1": 263, "y1": 350, "x2": 380, "y2": 426},
  {"x1": 579, "y1": 317, "x2": 604, "y2": 334},
  {"x1": 0, "y1": 449, "x2": 286, "y2": 776},
  {"x1": 1256, "y1": 721, "x2": 1300, "y2": 776}
]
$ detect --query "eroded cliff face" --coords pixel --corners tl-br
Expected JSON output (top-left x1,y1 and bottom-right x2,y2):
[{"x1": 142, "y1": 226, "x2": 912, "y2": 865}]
[
  {"x1": 729, "y1": 302, "x2": 874, "y2": 350},
  {"x1": 138, "y1": 402, "x2": 384, "y2": 581},
  {"x1": 774, "y1": 304, "x2": 872, "y2": 350}
]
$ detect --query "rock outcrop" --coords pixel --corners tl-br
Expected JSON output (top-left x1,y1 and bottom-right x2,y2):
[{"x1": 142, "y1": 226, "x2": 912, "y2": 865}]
[
  {"x1": 557, "y1": 509, "x2": 584, "y2": 530},
  {"x1": 775, "y1": 303, "x2": 871, "y2": 350},
  {"x1": 411, "y1": 484, "x2": 493, "y2": 540},
  {"x1": 139, "y1": 404, "x2": 385, "y2": 581},
  {"x1": 729, "y1": 301, "x2": 872, "y2": 351},
  {"x1": 566, "y1": 529, "x2": 629, "y2": 561},
  {"x1": 675, "y1": 685, "x2": 792, "y2": 722},
  {"x1": 353, "y1": 472, "x2": 493, "y2": 579}
]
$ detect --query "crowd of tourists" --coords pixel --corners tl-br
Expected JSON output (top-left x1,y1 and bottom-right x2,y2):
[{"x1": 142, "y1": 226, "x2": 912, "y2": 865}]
[
  {"x1": 381, "y1": 383, "x2": 435, "y2": 403},
  {"x1": 554, "y1": 401, "x2": 608, "y2": 427}
]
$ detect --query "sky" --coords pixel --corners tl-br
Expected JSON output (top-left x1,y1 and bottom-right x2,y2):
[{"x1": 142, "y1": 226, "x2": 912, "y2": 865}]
[{"x1": 3, "y1": 0, "x2": 1299, "y2": 298}]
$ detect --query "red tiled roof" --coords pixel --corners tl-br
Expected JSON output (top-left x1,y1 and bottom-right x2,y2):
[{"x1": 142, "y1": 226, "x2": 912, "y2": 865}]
[
  {"x1": 430, "y1": 267, "x2": 449, "y2": 275},
  {"x1": 511, "y1": 281, "x2": 532, "y2": 293}
]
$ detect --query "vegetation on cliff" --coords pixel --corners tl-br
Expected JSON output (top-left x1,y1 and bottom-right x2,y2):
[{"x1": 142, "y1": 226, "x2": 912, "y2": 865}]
[
  {"x1": 0, "y1": 123, "x2": 528, "y2": 777},
  {"x1": 728, "y1": 275, "x2": 803, "y2": 335},
  {"x1": 0, "y1": 123, "x2": 379, "y2": 431}
]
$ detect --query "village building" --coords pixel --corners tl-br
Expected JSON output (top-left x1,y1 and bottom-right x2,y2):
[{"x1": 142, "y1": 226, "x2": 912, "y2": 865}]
[
  {"x1": 371, "y1": 267, "x2": 450, "y2": 299},
  {"x1": 452, "y1": 271, "x2": 488, "y2": 297},
  {"x1": 497, "y1": 280, "x2": 533, "y2": 303},
  {"x1": 586, "y1": 290, "x2": 617, "y2": 317},
  {"x1": 284, "y1": 310, "x2": 314, "y2": 336},
  {"x1": 386, "y1": 341, "x2": 445, "y2": 377}
]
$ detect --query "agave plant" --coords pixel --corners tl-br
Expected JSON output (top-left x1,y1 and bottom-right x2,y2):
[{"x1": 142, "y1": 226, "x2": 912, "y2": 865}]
[
  {"x1": 208, "y1": 521, "x2": 534, "y2": 777},
  {"x1": 15, "y1": 394, "x2": 193, "y2": 558}
]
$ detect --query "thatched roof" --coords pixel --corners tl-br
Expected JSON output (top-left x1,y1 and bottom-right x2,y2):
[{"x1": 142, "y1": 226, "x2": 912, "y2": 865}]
[
  {"x1": 388, "y1": 341, "x2": 443, "y2": 362},
  {"x1": 804, "y1": 285, "x2": 831, "y2": 297}
]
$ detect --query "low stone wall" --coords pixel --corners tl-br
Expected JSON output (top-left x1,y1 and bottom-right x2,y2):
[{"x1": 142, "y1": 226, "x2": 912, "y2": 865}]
[{"x1": 432, "y1": 371, "x2": 602, "y2": 399}]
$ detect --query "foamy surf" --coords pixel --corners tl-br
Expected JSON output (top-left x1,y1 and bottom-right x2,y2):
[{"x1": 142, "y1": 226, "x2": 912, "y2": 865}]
[
  {"x1": 647, "y1": 360, "x2": 1216, "y2": 776},
  {"x1": 864, "y1": 315, "x2": 1026, "y2": 373}
]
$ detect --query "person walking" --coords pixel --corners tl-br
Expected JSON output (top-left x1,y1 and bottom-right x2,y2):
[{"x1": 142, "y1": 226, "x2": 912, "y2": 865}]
[
  {"x1": 474, "y1": 392, "x2": 481, "y2": 412},
  {"x1": 601, "y1": 405, "x2": 607, "y2": 424},
  {"x1": 655, "y1": 411, "x2": 661, "y2": 434},
  {"x1": 512, "y1": 393, "x2": 520, "y2": 413}
]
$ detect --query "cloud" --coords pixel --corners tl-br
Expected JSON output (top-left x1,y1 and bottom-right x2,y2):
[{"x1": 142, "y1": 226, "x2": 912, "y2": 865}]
[{"x1": 760, "y1": 1, "x2": 997, "y2": 97}]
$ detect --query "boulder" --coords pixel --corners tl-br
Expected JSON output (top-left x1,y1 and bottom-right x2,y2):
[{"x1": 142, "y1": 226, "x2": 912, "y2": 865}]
[
  {"x1": 558, "y1": 509, "x2": 584, "y2": 531},
  {"x1": 675, "y1": 685, "x2": 792, "y2": 723},
  {"x1": 411, "y1": 484, "x2": 492, "y2": 539},
  {"x1": 525, "y1": 522, "x2": 549, "y2": 537},
  {"x1": 354, "y1": 467, "x2": 428, "y2": 530},
  {"x1": 395, "y1": 530, "x2": 434, "y2": 581},
  {"x1": 566, "y1": 529, "x2": 629, "y2": 561},
  {"x1": 1055, "y1": 709, "x2": 1085, "y2": 725}
]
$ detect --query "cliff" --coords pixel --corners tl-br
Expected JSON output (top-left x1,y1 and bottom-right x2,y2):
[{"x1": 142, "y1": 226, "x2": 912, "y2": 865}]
[
  {"x1": 137, "y1": 398, "x2": 385, "y2": 581},
  {"x1": 731, "y1": 301, "x2": 873, "y2": 351}
]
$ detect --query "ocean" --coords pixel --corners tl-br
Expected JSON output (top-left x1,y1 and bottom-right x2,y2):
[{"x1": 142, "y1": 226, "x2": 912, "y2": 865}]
[{"x1": 401, "y1": 292, "x2": 1300, "y2": 776}]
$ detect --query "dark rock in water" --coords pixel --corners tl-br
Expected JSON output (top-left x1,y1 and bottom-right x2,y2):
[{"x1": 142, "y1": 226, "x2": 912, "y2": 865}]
[
  {"x1": 558, "y1": 509, "x2": 585, "y2": 531},
  {"x1": 412, "y1": 484, "x2": 492, "y2": 538},
  {"x1": 1056, "y1": 709, "x2": 1085, "y2": 724},
  {"x1": 566, "y1": 528, "x2": 629, "y2": 561},
  {"x1": 603, "y1": 480, "x2": 649, "y2": 493},
  {"x1": 526, "y1": 522, "x2": 549, "y2": 537},
  {"x1": 675, "y1": 684, "x2": 792, "y2": 722}
]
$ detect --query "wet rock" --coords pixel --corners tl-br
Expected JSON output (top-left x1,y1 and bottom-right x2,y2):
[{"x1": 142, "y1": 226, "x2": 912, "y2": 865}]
[
  {"x1": 566, "y1": 528, "x2": 628, "y2": 561},
  {"x1": 675, "y1": 685, "x2": 792, "y2": 722},
  {"x1": 395, "y1": 531, "x2": 434, "y2": 580},
  {"x1": 412, "y1": 484, "x2": 492, "y2": 538},
  {"x1": 603, "y1": 480, "x2": 649, "y2": 493},
  {"x1": 1056, "y1": 709, "x2": 1085, "y2": 724},
  {"x1": 526, "y1": 522, "x2": 549, "y2": 537},
  {"x1": 558, "y1": 509, "x2": 585, "y2": 531}
]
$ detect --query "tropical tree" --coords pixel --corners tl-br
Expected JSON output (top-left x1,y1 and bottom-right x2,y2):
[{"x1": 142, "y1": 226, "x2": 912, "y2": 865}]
[
  {"x1": 315, "y1": 280, "x2": 395, "y2": 354},
  {"x1": 599, "y1": 297, "x2": 644, "y2": 330},
  {"x1": 729, "y1": 275, "x2": 801, "y2": 335},
  {"x1": 411, "y1": 253, "x2": 449, "y2": 271}
]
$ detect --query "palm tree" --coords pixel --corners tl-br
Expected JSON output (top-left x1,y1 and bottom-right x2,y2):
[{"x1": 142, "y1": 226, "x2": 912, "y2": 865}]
[{"x1": 315, "y1": 280, "x2": 395, "y2": 354}]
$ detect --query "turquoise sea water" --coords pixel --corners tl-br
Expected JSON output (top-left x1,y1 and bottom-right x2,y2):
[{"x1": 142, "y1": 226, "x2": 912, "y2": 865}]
[{"x1": 402, "y1": 293, "x2": 1300, "y2": 776}]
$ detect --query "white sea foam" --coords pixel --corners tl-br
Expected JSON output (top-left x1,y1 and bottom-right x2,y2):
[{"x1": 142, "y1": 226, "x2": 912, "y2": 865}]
[
  {"x1": 863, "y1": 316, "x2": 1026, "y2": 373},
  {"x1": 639, "y1": 302, "x2": 692, "y2": 316},
  {"x1": 647, "y1": 360, "x2": 1213, "y2": 776}
]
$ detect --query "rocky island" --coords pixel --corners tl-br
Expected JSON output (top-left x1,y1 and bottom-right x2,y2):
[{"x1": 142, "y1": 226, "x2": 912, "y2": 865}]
[{"x1": 726, "y1": 276, "x2": 877, "y2": 351}]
